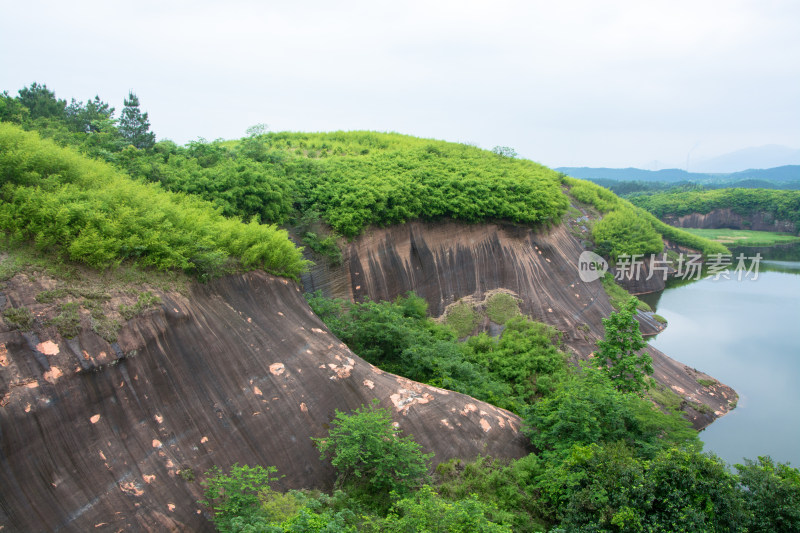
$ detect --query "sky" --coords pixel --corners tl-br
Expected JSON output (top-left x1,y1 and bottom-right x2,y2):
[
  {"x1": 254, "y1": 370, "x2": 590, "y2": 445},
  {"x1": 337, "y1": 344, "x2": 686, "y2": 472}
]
[{"x1": 2, "y1": 0, "x2": 799, "y2": 170}]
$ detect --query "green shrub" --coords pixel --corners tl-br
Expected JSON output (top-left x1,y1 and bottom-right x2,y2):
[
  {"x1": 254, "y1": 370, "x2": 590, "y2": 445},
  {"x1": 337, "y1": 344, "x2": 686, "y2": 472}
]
[
  {"x1": 313, "y1": 400, "x2": 432, "y2": 509},
  {"x1": 48, "y1": 301, "x2": 81, "y2": 338},
  {"x1": 3, "y1": 306, "x2": 34, "y2": 330},
  {"x1": 445, "y1": 301, "x2": 479, "y2": 337},
  {"x1": 0, "y1": 124, "x2": 309, "y2": 280},
  {"x1": 463, "y1": 317, "x2": 567, "y2": 402},
  {"x1": 524, "y1": 367, "x2": 697, "y2": 458},
  {"x1": 601, "y1": 273, "x2": 651, "y2": 311},
  {"x1": 563, "y1": 175, "x2": 728, "y2": 257},
  {"x1": 119, "y1": 291, "x2": 161, "y2": 320},
  {"x1": 485, "y1": 292, "x2": 520, "y2": 325},
  {"x1": 35, "y1": 288, "x2": 69, "y2": 303},
  {"x1": 306, "y1": 291, "x2": 516, "y2": 411},
  {"x1": 200, "y1": 464, "x2": 281, "y2": 532},
  {"x1": 383, "y1": 484, "x2": 512, "y2": 532},
  {"x1": 735, "y1": 456, "x2": 800, "y2": 532}
]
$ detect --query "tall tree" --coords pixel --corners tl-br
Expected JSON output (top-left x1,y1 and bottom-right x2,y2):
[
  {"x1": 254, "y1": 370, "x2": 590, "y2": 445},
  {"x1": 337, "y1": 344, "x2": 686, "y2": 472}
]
[
  {"x1": 0, "y1": 91, "x2": 30, "y2": 123},
  {"x1": 592, "y1": 297, "x2": 653, "y2": 395},
  {"x1": 17, "y1": 82, "x2": 66, "y2": 120},
  {"x1": 118, "y1": 91, "x2": 155, "y2": 149},
  {"x1": 65, "y1": 95, "x2": 115, "y2": 133}
]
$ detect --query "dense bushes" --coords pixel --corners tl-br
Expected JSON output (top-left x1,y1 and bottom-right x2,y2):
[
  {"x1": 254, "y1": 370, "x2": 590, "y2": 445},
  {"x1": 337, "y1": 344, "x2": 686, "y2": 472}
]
[
  {"x1": 125, "y1": 131, "x2": 570, "y2": 237},
  {"x1": 563, "y1": 175, "x2": 729, "y2": 257},
  {"x1": 0, "y1": 124, "x2": 308, "y2": 279},
  {"x1": 313, "y1": 401, "x2": 432, "y2": 502},
  {"x1": 629, "y1": 188, "x2": 800, "y2": 231},
  {"x1": 305, "y1": 292, "x2": 568, "y2": 414}
]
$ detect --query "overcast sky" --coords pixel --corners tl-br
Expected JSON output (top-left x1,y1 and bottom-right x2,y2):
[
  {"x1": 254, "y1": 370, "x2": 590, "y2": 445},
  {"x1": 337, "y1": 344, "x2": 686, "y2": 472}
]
[{"x1": 2, "y1": 0, "x2": 799, "y2": 169}]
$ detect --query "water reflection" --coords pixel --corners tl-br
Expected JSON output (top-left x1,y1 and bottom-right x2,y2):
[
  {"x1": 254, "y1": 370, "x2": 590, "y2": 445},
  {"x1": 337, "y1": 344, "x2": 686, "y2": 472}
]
[{"x1": 643, "y1": 241, "x2": 800, "y2": 466}]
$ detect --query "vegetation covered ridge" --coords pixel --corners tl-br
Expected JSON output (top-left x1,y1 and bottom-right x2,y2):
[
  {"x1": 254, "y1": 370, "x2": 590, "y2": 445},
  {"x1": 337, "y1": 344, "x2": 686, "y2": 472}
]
[
  {"x1": 563, "y1": 175, "x2": 730, "y2": 257},
  {"x1": 0, "y1": 123, "x2": 309, "y2": 280},
  {"x1": 130, "y1": 130, "x2": 572, "y2": 238},
  {"x1": 628, "y1": 188, "x2": 800, "y2": 231},
  {"x1": 1, "y1": 82, "x2": 727, "y2": 270}
]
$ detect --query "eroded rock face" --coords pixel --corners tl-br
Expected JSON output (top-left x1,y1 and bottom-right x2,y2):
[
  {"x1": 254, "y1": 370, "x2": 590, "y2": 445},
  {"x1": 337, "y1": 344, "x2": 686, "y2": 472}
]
[
  {"x1": 662, "y1": 208, "x2": 797, "y2": 233},
  {"x1": 304, "y1": 221, "x2": 661, "y2": 350},
  {"x1": 303, "y1": 220, "x2": 735, "y2": 429},
  {"x1": 0, "y1": 272, "x2": 529, "y2": 532}
]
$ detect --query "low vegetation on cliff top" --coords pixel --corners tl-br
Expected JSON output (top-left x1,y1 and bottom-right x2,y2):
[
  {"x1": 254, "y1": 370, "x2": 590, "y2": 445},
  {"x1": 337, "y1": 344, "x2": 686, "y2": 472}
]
[
  {"x1": 0, "y1": 123, "x2": 309, "y2": 280},
  {"x1": 563, "y1": 176, "x2": 730, "y2": 257},
  {"x1": 1, "y1": 83, "x2": 727, "y2": 272},
  {"x1": 628, "y1": 187, "x2": 800, "y2": 231}
]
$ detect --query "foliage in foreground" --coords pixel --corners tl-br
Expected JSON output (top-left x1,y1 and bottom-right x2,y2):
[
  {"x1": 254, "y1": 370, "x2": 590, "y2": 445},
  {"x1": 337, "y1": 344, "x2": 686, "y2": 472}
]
[
  {"x1": 201, "y1": 293, "x2": 799, "y2": 531},
  {"x1": 313, "y1": 400, "x2": 432, "y2": 506},
  {"x1": 0, "y1": 123, "x2": 308, "y2": 280},
  {"x1": 592, "y1": 297, "x2": 653, "y2": 396}
]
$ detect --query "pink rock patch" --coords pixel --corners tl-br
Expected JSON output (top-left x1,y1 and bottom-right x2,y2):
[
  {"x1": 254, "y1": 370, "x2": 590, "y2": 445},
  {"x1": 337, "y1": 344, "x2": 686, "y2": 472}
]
[
  {"x1": 37, "y1": 341, "x2": 60, "y2": 356},
  {"x1": 269, "y1": 363, "x2": 285, "y2": 376},
  {"x1": 43, "y1": 366, "x2": 63, "y2": 383}
]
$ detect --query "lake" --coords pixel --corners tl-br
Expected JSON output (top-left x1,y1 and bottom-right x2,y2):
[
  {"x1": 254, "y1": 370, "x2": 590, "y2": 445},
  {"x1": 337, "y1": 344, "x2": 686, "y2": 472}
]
[{"x1": 642, "y1": 244, "x2": 800, "y2": 467}]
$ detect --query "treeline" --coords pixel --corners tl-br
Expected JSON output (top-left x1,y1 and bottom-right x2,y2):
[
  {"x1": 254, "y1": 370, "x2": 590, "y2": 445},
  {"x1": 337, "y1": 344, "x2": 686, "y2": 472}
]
[
  {"x1": 1, "y1": 83, "x2": 569, "y2": 238},
  {"x1": 0, "y1": 124, "x2": 308, "y2": 280},
  {"x1": 2, "y1": 82, "x2": 730, "y2": 267},
  {"x1": 564, "y1": 176, "x2": 730, "y2": 257},
  {"x1": 206, "y1": 292, "x2": 800, "y2": 532},
  {"x1": 629, "y1": 188, "x2": 800, "y2": 232},
  {"x1": 592, "y1": 178, "x2": 800, "y2": 196}
]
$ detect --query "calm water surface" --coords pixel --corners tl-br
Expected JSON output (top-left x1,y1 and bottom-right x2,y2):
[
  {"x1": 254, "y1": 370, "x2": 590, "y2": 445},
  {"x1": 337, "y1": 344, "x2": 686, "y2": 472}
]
[{"x1": 644, "y1": 247, "x2": 800, "y2": 467}]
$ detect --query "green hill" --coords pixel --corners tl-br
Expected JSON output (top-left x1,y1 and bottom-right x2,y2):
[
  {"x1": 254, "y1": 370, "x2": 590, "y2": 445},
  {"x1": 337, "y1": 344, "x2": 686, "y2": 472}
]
[
  {"x1": 628, "y1": 188, "x2": 800, "y2": 232},
  {"x1": 0, "y1": 123, "x2": 308, "y2": 280},
  {"x1": 1, "y1": 83, "x2": 727, "y2": 272}
]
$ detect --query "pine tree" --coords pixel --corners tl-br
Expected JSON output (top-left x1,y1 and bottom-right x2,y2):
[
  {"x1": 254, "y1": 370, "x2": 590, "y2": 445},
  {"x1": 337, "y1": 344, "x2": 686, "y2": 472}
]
[
  {"x1": 17, "y1": 82, "x2": 67, "y2": 120},
  {"x1": 118, "y1": 91, "x2": 155, "y2": 149}
]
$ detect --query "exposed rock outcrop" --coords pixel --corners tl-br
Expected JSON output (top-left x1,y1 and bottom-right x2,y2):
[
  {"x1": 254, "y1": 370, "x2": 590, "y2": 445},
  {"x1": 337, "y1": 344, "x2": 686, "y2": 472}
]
[
  {"x1": 303, "y1": 220, "x2": 734, "y2": 428},
  {"x1": 663, "y1": 208, "x2": 797, "y2": 233},
  {"x1": 0, "y1": 272, "x2": 529, "y2": 532}
]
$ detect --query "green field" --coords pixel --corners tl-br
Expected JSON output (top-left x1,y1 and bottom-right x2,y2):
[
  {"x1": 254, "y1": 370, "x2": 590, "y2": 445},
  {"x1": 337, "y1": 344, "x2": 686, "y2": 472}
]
[{"x1": 680, "y1": 228, "x2": 800, "y2": 247}]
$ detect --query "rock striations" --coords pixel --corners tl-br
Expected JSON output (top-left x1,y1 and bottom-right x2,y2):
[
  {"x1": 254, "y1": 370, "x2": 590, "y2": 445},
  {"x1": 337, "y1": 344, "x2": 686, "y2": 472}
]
[
  {"x1": 0, "y1": 271, "x2": 529, "y2": 532},
  {"x1": 303, "y1": 220, "x2": 735, "y2": 428},
  {"x1": 1, "y1": 220, "x2": 738, "y2": 531}
]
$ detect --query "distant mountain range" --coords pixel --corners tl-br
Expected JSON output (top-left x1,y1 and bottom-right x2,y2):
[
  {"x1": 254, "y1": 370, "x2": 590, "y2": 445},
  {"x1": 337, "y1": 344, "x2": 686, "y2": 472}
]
[
  {"x1": 691, "y1": 145, "x2": 800, "y2": 173},
  {"x1": 556, "y1": 165, "x2": 800, "y2": 185}
]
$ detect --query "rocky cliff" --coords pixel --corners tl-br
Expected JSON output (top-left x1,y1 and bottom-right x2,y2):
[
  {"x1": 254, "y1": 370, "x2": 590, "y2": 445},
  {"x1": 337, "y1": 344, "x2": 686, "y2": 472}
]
[
  {"x1": 663, "y1": 208, "x2": 797, "y2": 233},
  {"x1": 303, "y1": 220, "x2": 735, "y2": 428},
  {"x1": 0, "y1": 271, "x2": 529, "y2": 532}
]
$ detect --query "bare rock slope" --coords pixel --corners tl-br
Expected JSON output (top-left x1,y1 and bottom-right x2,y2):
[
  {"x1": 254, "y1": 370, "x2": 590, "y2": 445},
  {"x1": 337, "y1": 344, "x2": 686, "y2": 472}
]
[
  {"x1": 663, "y1": 208, "x2": 796, "y2": 233},
  {"x1": 0, "y1": 271, "x2": 529, "y2": 532},
  {"x1": 304, "y1": 220, "x2": 736, "y2": 429}
]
